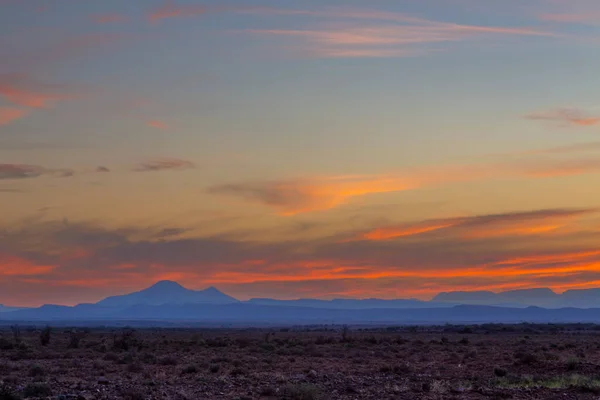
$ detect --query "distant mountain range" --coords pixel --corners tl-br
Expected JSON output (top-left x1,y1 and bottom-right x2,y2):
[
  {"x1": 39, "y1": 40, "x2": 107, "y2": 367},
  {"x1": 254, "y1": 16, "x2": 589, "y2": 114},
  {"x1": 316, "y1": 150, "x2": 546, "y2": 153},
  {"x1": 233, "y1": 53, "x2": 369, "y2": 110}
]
[
  {"x1": 247, "y1": 298, "x2": 452, "y2": 309},
  {"x1": 6, "y1": 281, "x2": 600, "y2": 325},
  {"x1": 433, "y1": 288, "x2": 600, "y2": 308},
  {"x1": 0, "y1": 305, "x2": 23, "y2": 313}
]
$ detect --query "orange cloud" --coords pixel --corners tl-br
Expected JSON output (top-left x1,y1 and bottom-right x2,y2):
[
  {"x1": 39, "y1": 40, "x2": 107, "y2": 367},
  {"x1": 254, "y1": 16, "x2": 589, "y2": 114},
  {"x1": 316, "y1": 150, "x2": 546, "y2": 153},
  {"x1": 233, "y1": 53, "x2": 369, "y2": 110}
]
[
  {"x1": 353, "y1": 208, "x2": 593, "y2": 242},
  {"x1": 0, "y1": 255, "x2": 54, "y2": 277},
  {"x1": 209, "y1": 175, "x2": 417, "y2": 215},
  {"x1": 460, "y1": 223, "x2": 563, "y2": 239},
  {"x1": 0, "y1": 107, "x2": 27, "y2": 126},
  {"x1": 208, "y1": 156, "x2": 600, "y2": 215},
  {"x1": 205, "y1": 252, "x2": 600, "y2": 295},
  {"x1": 147, "y1": 120, "x2": 168, "y2": 130},
  {"x1": 361, "y1": 222, "x2": 458, "y2": 241},
  {"x1": 525, "y1": 108, "x2": 600, "y2": 127},
  {"x1": 148, "y1": 0, "x2": 207, "y2": 23},
  {"x1": 494, "y1": 250, "x2": 600, "y2": 268},
  {"x1": 91, "y1": 13, "x2": 127, "y2": 24}
]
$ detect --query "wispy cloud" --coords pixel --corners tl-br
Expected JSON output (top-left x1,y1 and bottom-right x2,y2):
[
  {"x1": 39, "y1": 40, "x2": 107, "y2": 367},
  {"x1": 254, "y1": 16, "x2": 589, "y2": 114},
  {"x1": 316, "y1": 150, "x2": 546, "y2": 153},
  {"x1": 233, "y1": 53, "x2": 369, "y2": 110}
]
[
  {"x1": 148, "y1": 0, "x2": 207, "y2": 23},
  {"x1": 96, "y1": 166, "x2": 110, "y2": 173},
  {"x1": 0, "y1": 74, "x2": 70, "y2": 108},
  {"x1": 0, "y1": 164, "x2": 45, "y2": 180},
  {"x1": 208, "y1": 175, "x2": 417, "y2": 215},
  {"x1": 241, "y1": 7, "x2": 559, "y2": 58},
  {"x1": 351, "y1": 208, "x2": 594, "y2": 242},
  {"x1": 146, "y1": 120, "x2": 168, "y2": 130},
  {"x1": 526, "y1": 108, "x2": 600, "y2": 127},
  {"x1": 91, "y1": 13, "x2": 127, "y2": 24},
  {"x1": 133, "y1": 158, "x2": 195, "y2": 172},
  {"x1": 208, "y1": 157, "x2": 600, "y2": 214},
  {"x1": 0, "y1": 164, "x2": 74, "y2": 180},
  {"x1": 0, "y1": 106, "x2": 27, "y2": 126}
]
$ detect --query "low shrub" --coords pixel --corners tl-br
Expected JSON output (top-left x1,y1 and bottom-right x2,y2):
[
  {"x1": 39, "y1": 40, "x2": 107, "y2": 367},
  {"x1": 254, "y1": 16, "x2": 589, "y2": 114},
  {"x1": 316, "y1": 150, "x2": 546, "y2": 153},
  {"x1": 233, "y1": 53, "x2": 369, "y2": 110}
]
[
  {"x1": 158, "y1": 356, "x2": 177, "y2": 366},
  {"x1": 181, "y1": 365, "x2": 198, "y2": 374},
  {"x1": 27, "y1": 365, "x2": 45, "y2": 378},
  {"x1": 39, "y1": 327, "x2": 51, "y2": 347},
  {"x1": 23, "y1": 384, "x2": 52, "y2": 398},
  {"x1": 0, "y1": 383, "x2": 21, "y2": 400},
  {"x1": 281, "y1": 383, "x2": 321, "y2": 400}
]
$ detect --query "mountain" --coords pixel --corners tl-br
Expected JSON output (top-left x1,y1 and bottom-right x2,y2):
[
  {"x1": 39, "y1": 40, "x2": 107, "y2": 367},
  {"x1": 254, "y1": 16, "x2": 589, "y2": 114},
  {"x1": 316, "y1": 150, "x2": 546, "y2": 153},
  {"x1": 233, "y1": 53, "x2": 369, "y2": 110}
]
[
  {"x1": 97, "y1": 281, "x2": 239, "y2": 307},
  {"x1": 434, "y1": 288, "x2": 560, "y2": 307},
  {"x1": 0, "y1": 304, "x2": 25, "y2": 313},
  {"x1": 561, "y1": 289, "x2": 600, "y2": 308},
  {"x1": 247, "y1": 298, "x2": 454, "y2": 309},
  {"x1": 433, "y1": 291, "x2": 501, "y2": 306},
  {"x1": 499, "y1": 288, "x2": 559, "y2": 307},
  {"x1": 432, "y1": 288, "x2": 600, "y2": 308}
]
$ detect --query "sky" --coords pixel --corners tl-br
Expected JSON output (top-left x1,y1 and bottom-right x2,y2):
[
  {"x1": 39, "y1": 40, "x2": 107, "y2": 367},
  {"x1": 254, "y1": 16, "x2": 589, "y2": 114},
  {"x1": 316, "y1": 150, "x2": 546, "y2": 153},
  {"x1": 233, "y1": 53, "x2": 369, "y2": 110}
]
[{"x1": 1, "y1": 0, "x2": 600, "y2": 306}]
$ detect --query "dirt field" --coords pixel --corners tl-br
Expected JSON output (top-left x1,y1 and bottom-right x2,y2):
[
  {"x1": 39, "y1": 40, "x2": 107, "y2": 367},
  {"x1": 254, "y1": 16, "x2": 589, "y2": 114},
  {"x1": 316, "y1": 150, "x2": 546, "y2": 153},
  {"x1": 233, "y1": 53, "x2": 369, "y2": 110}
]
[{"x1": 2, "y1": 324, "x2": 600, "y2": 399}]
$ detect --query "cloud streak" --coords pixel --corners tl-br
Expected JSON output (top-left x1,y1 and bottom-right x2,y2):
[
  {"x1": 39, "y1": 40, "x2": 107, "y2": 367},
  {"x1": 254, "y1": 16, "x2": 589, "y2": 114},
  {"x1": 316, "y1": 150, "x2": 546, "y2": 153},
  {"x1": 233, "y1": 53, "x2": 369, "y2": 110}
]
[
  {"x1": 242, "y1": 7, "x2": 559, "y2": 58},
  {"x1": 91, "y1": 13, "x2": 127, "y2": 24},
  {"x1": 148, "y1": 1, "x2": 207, "y2": 23},
  {"x1": 146, "y1": 120, "x2": 168, "y2": 130},
  {"x1": 0, "y1": 106, "x2": 27, "y2": 126},
  {"x1": 208, "y1": 175, "x2": 416, "y2": 215},
  {"x1": 526, "y1": 108, "x2": 600, "y2": 127},
  {"x1": 351, "y1": 208, "x2": 595, "y2": 242},
  {"x1": 133, "y1": 158, "x2": 195, "y2": 172},
  {"x1": 0, "y1": 164, "x2": 74, "y2": 180},
  {"x1": 208, "y1": 156, "x2": 600, "y2": 215},
  {"x1": 0, "y1": 74, "x2": 70, "y2": 108}
]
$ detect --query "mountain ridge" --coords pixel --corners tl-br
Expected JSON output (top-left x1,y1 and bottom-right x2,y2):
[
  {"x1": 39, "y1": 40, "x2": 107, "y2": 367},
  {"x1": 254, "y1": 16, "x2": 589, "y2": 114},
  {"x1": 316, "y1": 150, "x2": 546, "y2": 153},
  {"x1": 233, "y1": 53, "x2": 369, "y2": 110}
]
[
  {"x1": 5, "y1": 282, "x2": 600, "y2": 324},
  {"x1": 6, "y1": 282, "x2": 600, "y2": 312},
  {"x1": 432, "y1": 287, "x2": 600, "y2": 308}
]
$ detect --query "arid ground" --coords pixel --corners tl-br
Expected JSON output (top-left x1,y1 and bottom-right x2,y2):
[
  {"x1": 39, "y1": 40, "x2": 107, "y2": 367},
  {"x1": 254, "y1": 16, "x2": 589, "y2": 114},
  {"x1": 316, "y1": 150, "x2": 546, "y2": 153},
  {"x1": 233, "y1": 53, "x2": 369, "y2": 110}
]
[{"x1": 2, "y1": 324, "x2": 600, "y2": 399}]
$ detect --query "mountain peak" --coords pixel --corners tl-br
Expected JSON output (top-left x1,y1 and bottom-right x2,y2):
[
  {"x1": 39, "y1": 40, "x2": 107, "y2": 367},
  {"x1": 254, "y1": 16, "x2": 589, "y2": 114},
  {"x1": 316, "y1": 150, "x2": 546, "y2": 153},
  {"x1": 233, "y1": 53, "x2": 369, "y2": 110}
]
[
  {"x1": 97, "y1": 281, "x2": 238, "y2": 307},
  {"x1": 150, "y1": 280, "x2": 186, "y2": 290}
]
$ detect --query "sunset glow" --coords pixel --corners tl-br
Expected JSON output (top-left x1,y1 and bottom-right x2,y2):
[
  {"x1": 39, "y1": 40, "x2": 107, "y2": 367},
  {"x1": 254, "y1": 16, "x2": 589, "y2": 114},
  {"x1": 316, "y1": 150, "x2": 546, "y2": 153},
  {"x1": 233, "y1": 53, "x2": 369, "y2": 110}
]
[{"x1": 1, "y1": 0, "x2": 600, "y2": 307}]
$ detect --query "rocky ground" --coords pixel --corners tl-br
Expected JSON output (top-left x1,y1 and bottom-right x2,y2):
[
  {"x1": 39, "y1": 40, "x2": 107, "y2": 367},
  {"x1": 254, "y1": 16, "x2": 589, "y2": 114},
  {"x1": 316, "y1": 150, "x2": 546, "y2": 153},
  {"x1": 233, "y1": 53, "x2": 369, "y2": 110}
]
[{"x1": 2, "y1": 324, "x2": 600, "y2": 399}]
